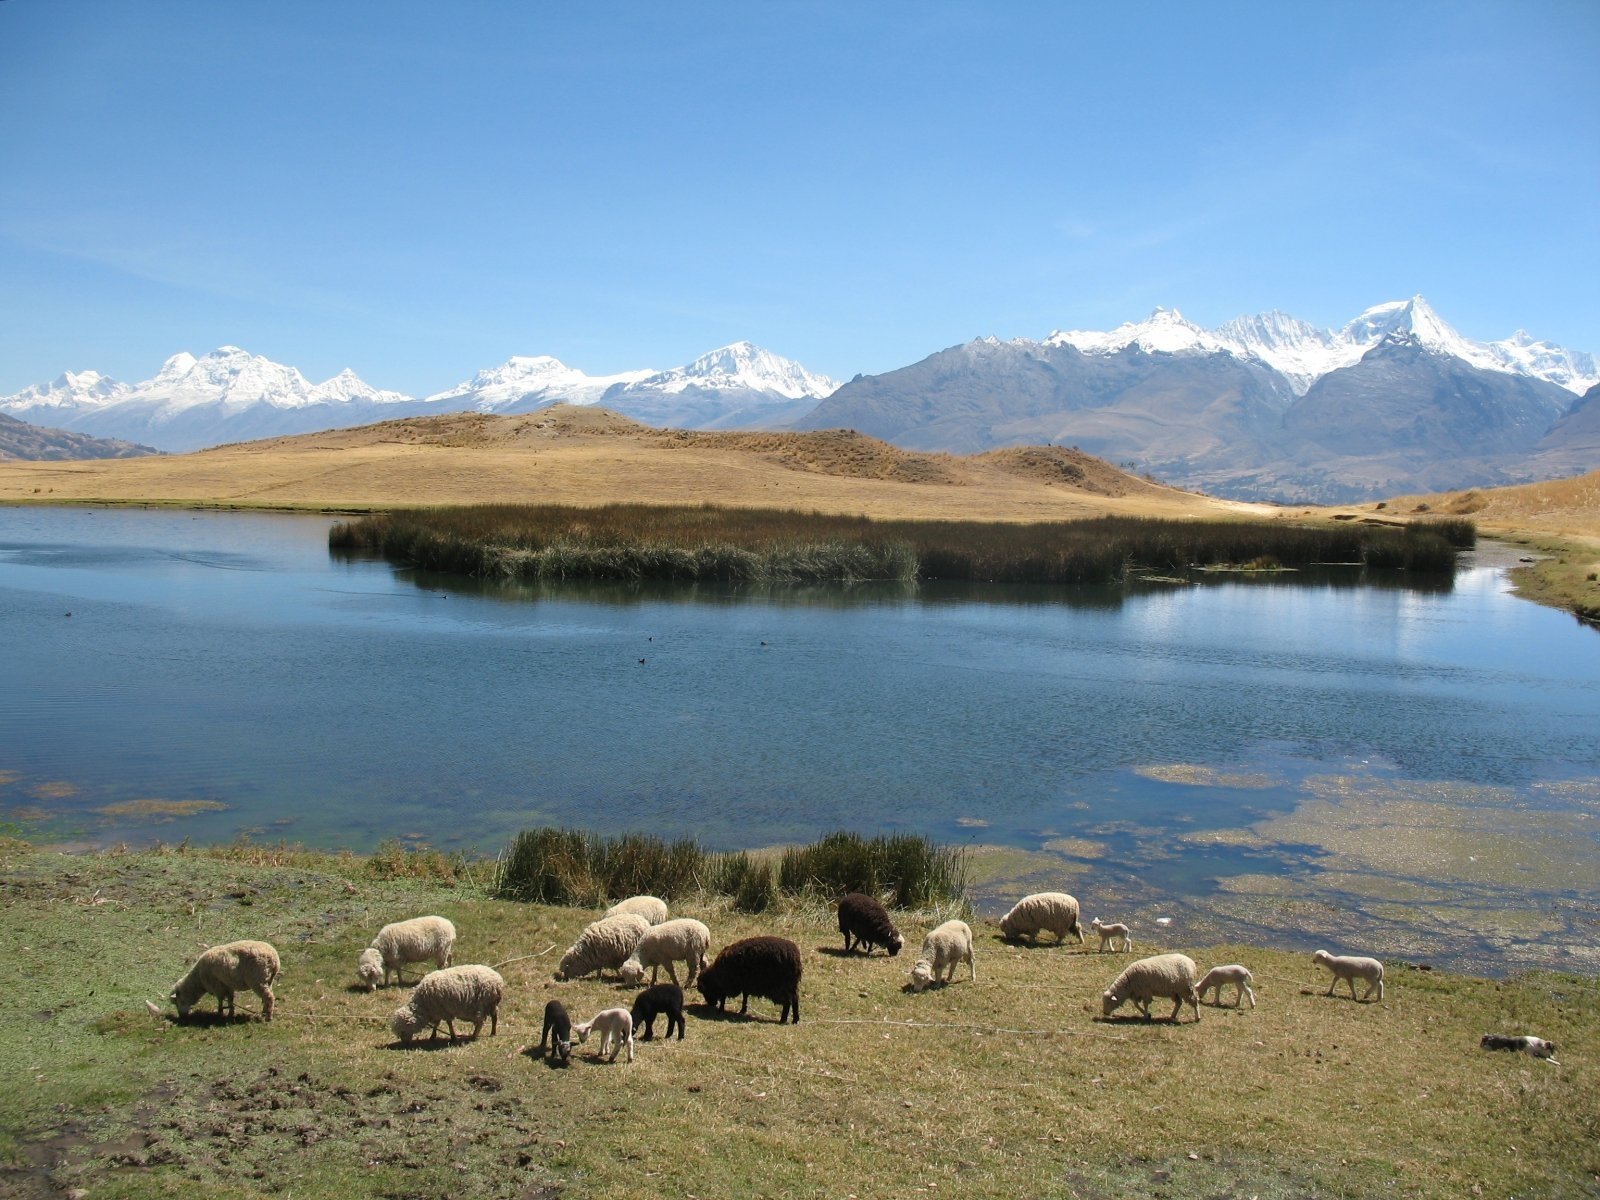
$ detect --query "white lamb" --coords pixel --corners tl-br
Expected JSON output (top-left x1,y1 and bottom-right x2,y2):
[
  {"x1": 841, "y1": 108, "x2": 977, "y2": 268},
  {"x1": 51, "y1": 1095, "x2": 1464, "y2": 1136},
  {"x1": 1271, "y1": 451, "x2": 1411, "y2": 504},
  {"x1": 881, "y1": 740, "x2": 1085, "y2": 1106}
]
[
  {"x1": 554, "y1": 912, "x2": 651, "y2": 981},
  {"x1": 604, "y1": 895, "x2": 669, "y2": 926},
  {"x1": 998, "y1": 892, "x2": 1084, "y2": 945},
  {"x1": 618, "y1": 917, "x2": 712, "y2": 986},
  {"x1": 1090, "y1": 917, "x2": 1133, "y2": 953},
  {"x1": 356, "y1": 915, "x2": 456, "y2": 990},
  {"x1": 1311, "y1": 950, "x2": 1384, "y2": 1002},
  {"x1": 169, "y1": 940, "x2": 281, "y2": 1021},
  {"x1": 1196, "y1": 963, "x2": 1256, "y2": 1009},
  {"x1": 389, "y1": 964, "x2": 505, "y2": 1044},
  {"x1": 909, "y1": 920, "x2": 976, "y2": 993},
  {"x1": 1101, "y1": 952, "x2": 1201, "y2": 1022},
  {"x1": 573, "y1": 1006, "x2": 635, "y2": 1063}
]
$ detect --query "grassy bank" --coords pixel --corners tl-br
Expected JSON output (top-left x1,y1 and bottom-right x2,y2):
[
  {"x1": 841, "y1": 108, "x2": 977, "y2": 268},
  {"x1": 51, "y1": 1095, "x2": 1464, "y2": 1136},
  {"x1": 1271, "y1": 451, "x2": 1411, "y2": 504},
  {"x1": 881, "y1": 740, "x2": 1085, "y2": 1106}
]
[
  {"x1": 1500, "y1": 534, "x2": 1600, "y2": 626},
  {"x1": 1, "y1": 838, "x2": 1594, "y2": 1200},
  {"x1": 330, "y1": 504, "x2": 1473, "y2": 585}
]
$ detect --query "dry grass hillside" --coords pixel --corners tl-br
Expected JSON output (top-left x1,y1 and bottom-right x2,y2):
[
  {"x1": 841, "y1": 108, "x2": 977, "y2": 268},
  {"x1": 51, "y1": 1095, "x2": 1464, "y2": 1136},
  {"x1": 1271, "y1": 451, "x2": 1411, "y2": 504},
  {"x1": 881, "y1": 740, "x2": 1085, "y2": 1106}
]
[{"x1": 0, "y1": 405, "x2": 1267, "y2": 522}]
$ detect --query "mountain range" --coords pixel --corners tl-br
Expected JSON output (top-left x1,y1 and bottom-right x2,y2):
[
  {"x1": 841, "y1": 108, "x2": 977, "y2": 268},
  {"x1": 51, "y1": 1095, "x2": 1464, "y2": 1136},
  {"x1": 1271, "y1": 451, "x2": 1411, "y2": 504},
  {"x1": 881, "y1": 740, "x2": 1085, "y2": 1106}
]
[{"x1": 3, "y1": 297, "x2": 1594, "y2": 501}]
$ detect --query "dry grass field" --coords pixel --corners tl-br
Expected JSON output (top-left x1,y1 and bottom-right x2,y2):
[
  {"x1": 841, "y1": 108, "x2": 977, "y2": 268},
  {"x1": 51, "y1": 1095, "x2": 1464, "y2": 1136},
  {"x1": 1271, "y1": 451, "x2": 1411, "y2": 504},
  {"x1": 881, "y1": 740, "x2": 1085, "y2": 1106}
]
[{"x1": 0, "y1": 406, "x2": 1270, "y2": 523}]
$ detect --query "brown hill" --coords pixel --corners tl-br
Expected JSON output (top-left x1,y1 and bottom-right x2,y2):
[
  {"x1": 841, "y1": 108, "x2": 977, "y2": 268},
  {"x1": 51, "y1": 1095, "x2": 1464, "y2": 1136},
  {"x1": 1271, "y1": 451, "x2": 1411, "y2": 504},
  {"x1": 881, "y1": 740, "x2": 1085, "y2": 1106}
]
[
  {"x1": 0, "y1": 404, "x2": 1257, "y2": 522},
  {"x1": 0, "y1": 411, "x2": 159, "y2": 461}
]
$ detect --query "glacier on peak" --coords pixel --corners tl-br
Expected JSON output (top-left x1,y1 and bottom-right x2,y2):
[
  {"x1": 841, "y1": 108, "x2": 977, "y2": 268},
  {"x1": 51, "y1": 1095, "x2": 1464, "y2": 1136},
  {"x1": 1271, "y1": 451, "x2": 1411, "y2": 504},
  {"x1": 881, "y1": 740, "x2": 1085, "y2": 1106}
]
[{"x1": 612, "y1": 341, "x2": 839, "y2": 401}]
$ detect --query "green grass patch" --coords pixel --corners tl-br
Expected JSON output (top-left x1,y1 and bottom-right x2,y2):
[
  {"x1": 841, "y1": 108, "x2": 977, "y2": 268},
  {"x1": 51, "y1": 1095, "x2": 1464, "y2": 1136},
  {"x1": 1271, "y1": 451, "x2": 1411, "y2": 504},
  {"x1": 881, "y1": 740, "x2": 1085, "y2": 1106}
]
[
  {"x1": 0, "y1": 841, "x2": 1594, "y2": 1199},
  {"x1": 329, "y1": 504, "x2": 1471, "y2": 585}
]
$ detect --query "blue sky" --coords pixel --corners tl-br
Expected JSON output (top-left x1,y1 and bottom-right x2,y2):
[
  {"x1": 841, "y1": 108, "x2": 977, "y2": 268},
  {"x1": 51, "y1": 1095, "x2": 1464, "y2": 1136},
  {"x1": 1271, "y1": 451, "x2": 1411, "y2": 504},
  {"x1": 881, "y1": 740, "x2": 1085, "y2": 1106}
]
[{"x1": 2, "y1": 1, "x2": 1596, "y2": 395}]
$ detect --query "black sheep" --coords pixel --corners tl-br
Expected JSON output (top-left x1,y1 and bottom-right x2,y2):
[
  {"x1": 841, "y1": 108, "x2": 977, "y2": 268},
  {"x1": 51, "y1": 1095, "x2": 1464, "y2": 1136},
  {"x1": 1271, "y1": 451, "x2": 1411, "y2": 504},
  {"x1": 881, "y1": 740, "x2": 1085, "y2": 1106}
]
[
  {"x1": 837, "y1": 892, "x2": 904, "y2": 956},
  {"x1": 630, "y1": 982, "x2": 686, "y2": 1041},
  {"x1": 540, "y1": 999, "x2": 572, "y2": 1064},
  {"x1": 697, "y1": 936, "x2": 802, "y2": 1024}
]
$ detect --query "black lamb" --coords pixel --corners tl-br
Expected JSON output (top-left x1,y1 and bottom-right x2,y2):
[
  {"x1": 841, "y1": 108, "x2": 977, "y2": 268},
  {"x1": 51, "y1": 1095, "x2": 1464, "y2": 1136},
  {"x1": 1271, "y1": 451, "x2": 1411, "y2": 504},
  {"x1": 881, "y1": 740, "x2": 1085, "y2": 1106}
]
[
  {"x1": 837, "y1": 892, "x2": 904, "y2": 956},
  {"x1": 630, "y1": 982, "x2": 685, "y2": 1041},
  {"x1": 539, "y1": 999, "x2": 572, "y2": 1064},
  {"x1": 697, "y1": 936, "x2": 802, "y2": 1024}
]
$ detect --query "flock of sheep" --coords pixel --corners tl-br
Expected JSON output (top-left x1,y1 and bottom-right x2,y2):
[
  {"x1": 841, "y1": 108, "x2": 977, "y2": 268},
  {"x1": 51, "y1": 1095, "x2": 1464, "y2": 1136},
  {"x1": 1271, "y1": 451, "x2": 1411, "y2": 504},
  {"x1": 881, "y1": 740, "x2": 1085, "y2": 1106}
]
[{"x1": 156, "y1": 886, "x2": 1399, "y2": 1066}]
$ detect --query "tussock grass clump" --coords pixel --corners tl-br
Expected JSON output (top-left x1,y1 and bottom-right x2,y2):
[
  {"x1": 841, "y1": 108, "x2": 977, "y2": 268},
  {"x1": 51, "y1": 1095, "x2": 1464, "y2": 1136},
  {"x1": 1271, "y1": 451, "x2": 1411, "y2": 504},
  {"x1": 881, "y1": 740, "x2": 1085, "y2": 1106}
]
[
  {"x1": 330, "y1": 504, "x2": 1470, "y2": 587},
  {"x1": 491, "y1": 826, "x2": 967, "y2": 910}
]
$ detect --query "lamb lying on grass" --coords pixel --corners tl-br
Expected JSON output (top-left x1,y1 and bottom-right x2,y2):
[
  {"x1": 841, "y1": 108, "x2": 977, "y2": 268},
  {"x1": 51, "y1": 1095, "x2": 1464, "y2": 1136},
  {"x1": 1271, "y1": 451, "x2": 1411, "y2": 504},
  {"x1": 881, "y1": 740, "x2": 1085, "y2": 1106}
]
[
  {"x1": 389, "y1": 964, "x2": 504, "y2": 1045},
  {"x1": 909, "y1": 920, "x2": 975, "y2": 993},
  {"x1": 1311, "y1": 950, "x2": 1384, "y2": 1002},
  {"x1": 573, "y1": 1007, "x2": 635, "y2": 1063},
  {"x1": 1481, "y1": 1034, "x2": 1558, "y2": 1064},
  {"x1": 1090, "y1": 917, "x2": 1133, "y2": 953},
  {"x1": 1101, "y1": 953, "x2": 1201, "y2": 1023},
  {"x1": 169, "y1": 940, "x2": 280, "y2": 1022},
  {"x1": 356, "y1": 915, "x2": 456, "y2": 990},
  {"x1": 1196, "y1": 963, "x2": 1255, "y2": 1009}
]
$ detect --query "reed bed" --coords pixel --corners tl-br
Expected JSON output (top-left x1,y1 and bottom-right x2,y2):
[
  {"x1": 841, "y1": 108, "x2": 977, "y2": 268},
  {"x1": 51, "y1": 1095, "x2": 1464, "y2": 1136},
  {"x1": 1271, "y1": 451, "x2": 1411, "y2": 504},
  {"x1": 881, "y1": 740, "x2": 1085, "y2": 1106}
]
[
  {"x1": 330, "y1": 504, "x2": 1471, "y2": 584},
  {"x1": 490, "y1": 826, "x2": 968, "y2": 911}
]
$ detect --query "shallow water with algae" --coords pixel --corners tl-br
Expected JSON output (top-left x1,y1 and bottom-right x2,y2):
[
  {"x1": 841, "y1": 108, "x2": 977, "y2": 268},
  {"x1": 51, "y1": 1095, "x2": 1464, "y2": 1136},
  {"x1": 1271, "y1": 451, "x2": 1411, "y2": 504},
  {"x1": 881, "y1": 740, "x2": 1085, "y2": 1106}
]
[{"x1": 2, "y1": 506, "x2": 1596, "y2": 973}]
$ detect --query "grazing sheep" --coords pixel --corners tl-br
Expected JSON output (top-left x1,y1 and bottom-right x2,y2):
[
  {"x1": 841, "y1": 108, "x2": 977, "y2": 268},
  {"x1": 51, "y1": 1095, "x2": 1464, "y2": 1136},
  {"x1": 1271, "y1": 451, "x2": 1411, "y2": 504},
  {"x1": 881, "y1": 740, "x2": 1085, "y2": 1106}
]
[
  {"x1": 1089, "y1": 917, "x2": 1133, "y2": 953},
  {"x1": 1196, "y1": 963, "x2": 1256, "y2": 1009},
  {"x1": 605, "y1": 895, "x2": 669, "y2": 926},
  {"x1": 540, "y1": 999, "x2": 573, "y2": 1064},
  {"x1": 356, "y1": 915, "x2": 456, "y2": 990},
  {"x1": 630, "y1": 982, "x2": 685, "y2": 1041},
  {"x1": 170, "y1": 940, "x2": 280, "y2": 1021},
  {"x1": 389, "y1": 964, "x2": 504, "y2": 1044},
  {"x1": 837, "y1": 893, "x2": 904, "y2": 956},
  {"x1": 617, "y1": 918, "x2": 712, "y2": 986},
  {"x1": 1311, "y1": 950, "x2": 1385, "y2": 1002},
  {"x1": 555, "y1": 912, "x2": 651, "y2": 982},
  {"x1": 1481, "y1": 1034, "x2": 1558, "y2": 1063},
  {"x1": 573, "y1": 1007, "x2": 635, "y2": 1062},
  {"x1": 1101, "y1": 952, "x2": 1201, "y2": 1022},
  {"x1": 909, "y1": 920, "x2": 976, "y2": 993},
  {"x1": 999, "y1": 892, "x2": 1084, "y2": 946},
  {"x1": 697, "y1": 936, "x2": 803, "y2": 1024}
]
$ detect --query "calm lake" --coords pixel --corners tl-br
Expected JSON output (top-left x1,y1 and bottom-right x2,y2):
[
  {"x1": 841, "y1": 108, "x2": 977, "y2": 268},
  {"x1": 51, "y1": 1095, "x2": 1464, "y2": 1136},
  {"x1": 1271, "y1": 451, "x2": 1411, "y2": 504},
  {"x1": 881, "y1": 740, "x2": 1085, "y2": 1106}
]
[{"x1": 2, "y1": 506, "x2": 1596, "y2": 974}]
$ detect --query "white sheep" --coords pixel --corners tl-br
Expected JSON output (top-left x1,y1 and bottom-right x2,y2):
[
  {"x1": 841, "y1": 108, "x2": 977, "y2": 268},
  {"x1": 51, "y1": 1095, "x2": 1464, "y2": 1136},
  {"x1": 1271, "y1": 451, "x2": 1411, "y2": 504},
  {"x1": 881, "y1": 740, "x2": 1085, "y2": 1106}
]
[
  {"x1": 999, "y1": 892, "x2": 1084, "y2": 945},
  {"x1": 1090, "y1": 917, "x2": 1133, "y2": 953},
  {"x1": 618, "y1": 917, "x2": 712, "y2": 986},
  {"x1": 356, "y1": 915, "x2": 456, "y2": 990},
  {"x1": 1101, "y1": 952, "x2": 1201, "y2": 1022},
  {"x1": 909, "y1": 920, "x2": 976, "y2": 993},
  {"x1": 389, "y1": 964, "x2": 505, "y2": 1044},
  {"x1": 604, "y1": 895, "x2": 669, "y2": 926},
  {"x1": 1311, "y1": 950, "x2": 1384, "y2": 1002},
  {"x1": 169, "y1": 940, "x2": 280, "y2": 1021},
  {"x1": 573, "y1": 1006, "x2": 635, "y2": 1063},
  {"x1": 1196, "y1": 963, "x2": 1256, "y2": 1009},
  {"x1": 554, "y1": 912, "x2": 651, "y2": 981}
]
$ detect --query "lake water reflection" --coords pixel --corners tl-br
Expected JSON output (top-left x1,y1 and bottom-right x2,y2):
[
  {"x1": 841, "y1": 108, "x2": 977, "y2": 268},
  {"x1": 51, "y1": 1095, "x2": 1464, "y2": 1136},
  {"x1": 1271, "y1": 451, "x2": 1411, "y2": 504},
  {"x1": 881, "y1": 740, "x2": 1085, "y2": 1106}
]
[{"x1": 2, "y1": 506, "x2": 1596, "y2": 974}]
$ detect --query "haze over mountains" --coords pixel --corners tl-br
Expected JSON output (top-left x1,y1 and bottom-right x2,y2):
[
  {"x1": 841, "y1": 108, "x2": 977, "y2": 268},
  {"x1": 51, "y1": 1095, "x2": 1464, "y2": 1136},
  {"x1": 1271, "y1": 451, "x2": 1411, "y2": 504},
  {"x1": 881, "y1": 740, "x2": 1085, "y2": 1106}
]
[{"x1": 3, "y1": 297, "x2": 1594, "y2": 502}]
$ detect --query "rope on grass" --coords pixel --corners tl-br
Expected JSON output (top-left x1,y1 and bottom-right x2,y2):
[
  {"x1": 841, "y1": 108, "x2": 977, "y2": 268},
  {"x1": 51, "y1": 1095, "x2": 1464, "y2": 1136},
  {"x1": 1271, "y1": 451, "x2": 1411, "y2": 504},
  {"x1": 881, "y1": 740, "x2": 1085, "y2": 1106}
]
[
  {"x1": 492, "y1": 945, "x2": 557, "y2": 971},
  {"x1": 811, "y1": 1017, "x2": 1127, "y2": 1041}
]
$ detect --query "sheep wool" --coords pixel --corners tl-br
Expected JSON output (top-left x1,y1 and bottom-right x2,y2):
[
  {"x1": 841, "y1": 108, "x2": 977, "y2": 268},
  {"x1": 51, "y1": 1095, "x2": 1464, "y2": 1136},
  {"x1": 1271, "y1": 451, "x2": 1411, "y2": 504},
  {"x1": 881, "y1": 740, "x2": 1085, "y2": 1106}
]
[
  {"x1": 573, "y1": 1007, "x2": 635, "y2": 1063},
  {"x1": 604, "y1": 895, "x2": 670, "y2": 926},
  {"x1": 1311, "y1": 950, "x2": 1385, "y2": 1002},
  {"x1": 1101, "y1": 952, "x2": 1201, "y2": 1022},
  {"x1": 837, "y1": 893, "x2": 904, "y2": 956},
  {"x1": 390, "y1": 964, "x2": 505, "y2": 1044},
  {"x1": 357, "y1": 915, "x2": 456, "y2": 990},
  {"x1": 909, "y1": 920, "x2": 975, "y2": 993},
  {"x1": 618, "y1": 918, "x2": 712, "y2": 986},
  {"x1": 555, "y1": 913, "x2": 651, "y2": 981},
  {"x1": 999, "y1": 892, "x2": 1084, "y2": 945},
  {"x1": 170, "y1": 940, "x2": 281, "y2": 1022},
  {"x1": 630, "y1": 982, "x2": 686, "y2": 1041},
  {"x1": 697, "y1": 936, "x2": 803, "y2": 1024}
]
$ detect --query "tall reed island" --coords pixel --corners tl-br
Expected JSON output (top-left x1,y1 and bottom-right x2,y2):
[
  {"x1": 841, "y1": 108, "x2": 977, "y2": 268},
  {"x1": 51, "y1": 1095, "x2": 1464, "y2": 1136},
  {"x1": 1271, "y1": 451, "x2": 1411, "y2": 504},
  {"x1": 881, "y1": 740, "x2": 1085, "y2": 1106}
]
[{"x1": 330, "y1": 504, "x2": 1474, "y2": 585}]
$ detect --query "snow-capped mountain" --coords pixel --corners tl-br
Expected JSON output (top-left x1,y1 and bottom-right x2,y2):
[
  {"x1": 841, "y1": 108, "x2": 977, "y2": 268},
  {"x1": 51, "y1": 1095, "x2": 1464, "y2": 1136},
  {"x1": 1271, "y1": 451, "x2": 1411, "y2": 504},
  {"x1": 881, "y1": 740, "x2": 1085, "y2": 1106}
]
[
  {"x1": 1048, "y1": 296, "x2": 1597, "y2": 398},
  {"x1": 423, "y1": 356, "x2": 654, "y2": 413},
  {"x1": 0, "y1": 342, "x2": 836, "y2": 453}
]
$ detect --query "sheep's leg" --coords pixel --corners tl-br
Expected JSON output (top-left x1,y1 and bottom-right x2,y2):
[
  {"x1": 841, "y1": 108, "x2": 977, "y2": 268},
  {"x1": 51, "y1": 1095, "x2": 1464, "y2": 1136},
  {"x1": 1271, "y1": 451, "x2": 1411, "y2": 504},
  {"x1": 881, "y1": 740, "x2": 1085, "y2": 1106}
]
[
  {"x1": 470, "y1": 1016, "x2": 485, "y2": 1039},
  {"x1": 1345, "y1": 976, "x2": 1360, "y2": 1002},
  {"x1": 738, "y1": 993, "x2": 750, "y2": 1015},
  {"x1": 257, "y1": 985, "x2": 275, "y2": 1021},
  {"x1": 664, "y1": 961, "x2": 680, "y2": 987},
  {"x1": 967, "y1": 954, "x2": 976, "y2": 982},
  {"x1": 624, "y1": 1034, "x2": 635, "y2": 1063},
  {"x1": 1244, "y1": 984, "x2": 1256, "y2": 1009},
  {"x1": 1325, "y1": 978, "x2": 1337, "y2": 996}
]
